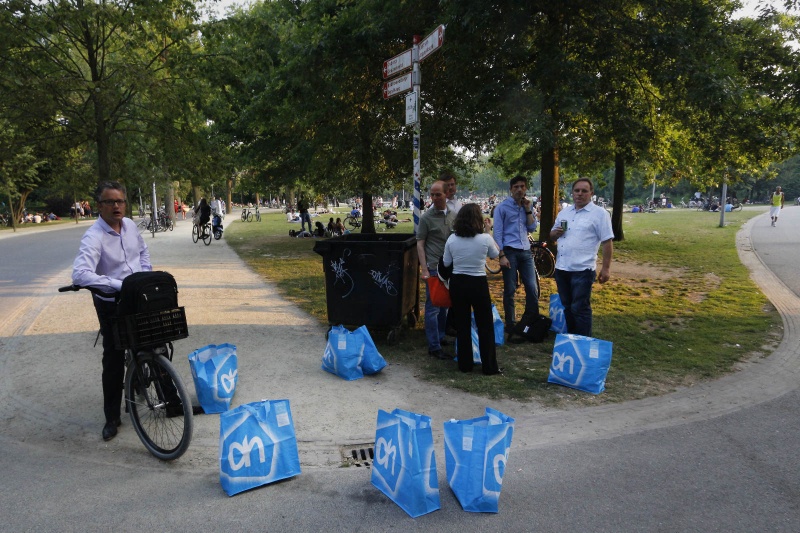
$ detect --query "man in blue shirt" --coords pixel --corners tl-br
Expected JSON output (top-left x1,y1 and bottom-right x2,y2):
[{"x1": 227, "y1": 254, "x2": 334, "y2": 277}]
[
  {"x1": 493, "y1": 175, "x2": 539, "y2": 334},
  {"x1": 73, "y1": 181, "x2": 152, "y2": 441}
]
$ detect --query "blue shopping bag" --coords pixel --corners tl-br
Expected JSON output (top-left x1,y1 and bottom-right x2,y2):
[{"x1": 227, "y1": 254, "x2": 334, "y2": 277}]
[
  {"x1": 547, "y1": 333, "x2": 613, "y2": 394},
  {"x1": 352, "y1": 325, "x2": 387, "y2": 375},
  {"x1": 444, "y1": 407, "x2": 515, "y2": 513},
  {"x1": 371, "y1": 409, "x2": 440, "y2": 518},
  {"x1": 322, "y1": 326, "x2": 365, "y2": 380},
  {"x1": 187, "y1": 343, "x2": 238, "y2": 414},
  {"x1": 219, "y1": 399, "x2": 301, "y2": 496},
  {"x1": 549, "y1": 293, "x2": 567, "y2": 333},
  {"x1": 455, "y1": 304, "x2": 504, "y2": 364}
]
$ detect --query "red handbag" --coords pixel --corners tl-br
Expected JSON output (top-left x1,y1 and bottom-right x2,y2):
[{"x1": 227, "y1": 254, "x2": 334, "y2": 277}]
[{"x1": 427, "y1": 276, "x2": 452, "y2": 307}]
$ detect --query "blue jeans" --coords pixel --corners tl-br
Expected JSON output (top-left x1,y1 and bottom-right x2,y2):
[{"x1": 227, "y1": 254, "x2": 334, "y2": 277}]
[
  {"x1": 501, "y1": 247, "x2": 539, "y2": 330},
  {"x1": 300, "y1": 212, "x2": 312, "y2": 232},
  {"x1": 424, "y1": 268, "x2": 448, "y2": 352},
  {"x1": 554, "y1": 269, "x2": 596, "y2": 337}
]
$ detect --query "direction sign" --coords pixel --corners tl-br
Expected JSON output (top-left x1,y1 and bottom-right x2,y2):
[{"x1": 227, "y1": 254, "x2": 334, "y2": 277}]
[
  {"x1": 383, "y1": 49, "x2": 412, "y2": 80},
  {"x1": 418, "y1": 24, "x2": 445, "y2": 62},
  {"x1": 382, "y1": 72, "x2": 413, "y2": 100},
  {"x1": 405, "y1": 92, "x2": 417, "y2": 125}
]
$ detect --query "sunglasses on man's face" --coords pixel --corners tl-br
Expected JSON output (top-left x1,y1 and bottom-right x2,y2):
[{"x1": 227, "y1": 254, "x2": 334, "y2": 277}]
[{"x1": 99, "y1": 199, "x2": 127, "y2": 207}]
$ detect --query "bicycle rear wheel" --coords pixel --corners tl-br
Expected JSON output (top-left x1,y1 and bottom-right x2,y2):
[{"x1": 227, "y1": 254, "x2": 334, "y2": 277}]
[
  {"x1": 241, "y1": 211, "x2": 247, "y2": 221},
  {"x1": 533, "y1": 247, "x2": 555, "y2": 277},
  {"x1": 203, "y1": 223, "x2": 212, "y2": 245},
  {"x1": 255, "y1": 211, "x2": 261, "y2": 222},
  {"x1": 246, "y1": 212, "x2": 253, "y2": 222},
  {"x1": 125, "y1": 353, "x2": 193, "y2": 460}
]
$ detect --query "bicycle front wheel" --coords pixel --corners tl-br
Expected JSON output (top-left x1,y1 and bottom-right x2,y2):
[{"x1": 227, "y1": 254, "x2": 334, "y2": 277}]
[
  {"x1": 241, "y1": 211, "x2": 247, "y2": 222},
  {"x1": 246, "y1": 212, "x2": 253, "y2": 222},
  {"x1": 255, "y1": 212, "x2": 261, "y2": 222},
  {"x1": 533, "y1": 248, "x2": 556, "y2": 278},
  {"x1": 346, "y1": 216, "x2": 359, "y2": 229},
  {"x1": 192, "y1": 224, "x2": 199, "y2": 243},
  {"x1": 125, "y1": 353, "x2": 193, "y2": 460},
  {"x1": 485, "y1": 256, "x2": 502, "y2": 274}
]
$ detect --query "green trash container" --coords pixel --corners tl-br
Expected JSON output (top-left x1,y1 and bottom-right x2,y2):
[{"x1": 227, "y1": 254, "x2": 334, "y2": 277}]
[{"x1": 313, "y1": 233, "x2": 420, "y2": 342}]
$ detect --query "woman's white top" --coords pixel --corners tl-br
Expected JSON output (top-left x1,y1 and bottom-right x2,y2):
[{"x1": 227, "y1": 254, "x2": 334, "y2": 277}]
[{"x1": 443, "y1": 233, "x2": 499, "y2": 276}]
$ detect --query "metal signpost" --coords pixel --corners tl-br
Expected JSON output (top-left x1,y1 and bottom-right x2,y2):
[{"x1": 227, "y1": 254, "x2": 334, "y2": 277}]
[{"x1": 381, "y1": 24, "x2": 444, "y2": 233}]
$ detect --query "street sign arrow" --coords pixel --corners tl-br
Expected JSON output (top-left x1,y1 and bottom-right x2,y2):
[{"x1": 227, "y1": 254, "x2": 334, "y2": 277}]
[
  {"x1": 383, "y1": 49, "x2": 412, "y2": 80},
  {"x1": 382, "y1": 72, "x2": 413, "y2": 100},
  {"x1": 418, "y1": 24, "x2": 445, "y2": 62}
]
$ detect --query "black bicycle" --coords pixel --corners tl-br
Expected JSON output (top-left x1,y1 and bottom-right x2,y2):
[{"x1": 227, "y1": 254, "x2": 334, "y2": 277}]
[
  {"x1": 58, "y1": 284, "x2": 193, "y2": 460},
  {"x1": 344, "y1": 213, "x2": 362, "y2": 229},
  {"x1": 192, "y1": 220, "x2": 212, "y2": 245},
  {"x1": 241, "y1": 206, "x2": 260, "y2": 222},
  {"x1": 485, "y1": 237, "x2": 555, "y2": 278}
]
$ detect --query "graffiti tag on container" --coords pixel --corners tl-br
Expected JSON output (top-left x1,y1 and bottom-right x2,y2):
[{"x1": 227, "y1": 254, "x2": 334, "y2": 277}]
[
  {"x1": 331, "y1": 249, "x2": 354, "y2": 298},
  {"x1": 369, "y1": 268, "x2": 398, "y2": 296}
]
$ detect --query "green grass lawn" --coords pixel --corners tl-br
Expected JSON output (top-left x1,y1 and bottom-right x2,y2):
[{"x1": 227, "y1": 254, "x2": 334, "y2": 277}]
[{"x1": 226, "y1": 206, "x2": 781, "y2": 407}]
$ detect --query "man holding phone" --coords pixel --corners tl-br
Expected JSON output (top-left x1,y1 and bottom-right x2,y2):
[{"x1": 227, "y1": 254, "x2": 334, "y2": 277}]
[
  {"x1": 493, "y1": 175, "x2": 539, "y2": 335},
  {"x1": 550, "y1": 177, "x2": 614, "y2": 337}
]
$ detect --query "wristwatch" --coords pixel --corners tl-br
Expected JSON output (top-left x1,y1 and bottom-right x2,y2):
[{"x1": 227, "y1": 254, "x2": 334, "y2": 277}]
[{"x1": 525, "y1": 211, "x2": 533, "y2": 215}]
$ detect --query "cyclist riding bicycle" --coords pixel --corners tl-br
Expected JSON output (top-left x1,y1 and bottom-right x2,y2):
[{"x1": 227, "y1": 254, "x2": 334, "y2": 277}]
[
  {"x1": 196, "y1": 197, "x2": 211, "y2": 227},
  {"x1": 72, "y1": 181, "x2": 152, "y2": 442}
]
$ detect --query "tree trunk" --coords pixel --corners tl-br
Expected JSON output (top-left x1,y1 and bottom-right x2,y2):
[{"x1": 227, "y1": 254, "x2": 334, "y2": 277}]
[
  {"x1": 539, "y1": 145, "x2": 559, "y2": 243},
  {"x1": 362, "y1": 190, "x2": 375, "y2": 233},
  {"x1": 612, "y1": 152, "x2": 625, "y2": 241},
  {"x1": 226, "y1": 177, "x2": 233, "y2": 214},
  {"x1": 166, "y1": 181, "x2": 175, "y2": 223}
]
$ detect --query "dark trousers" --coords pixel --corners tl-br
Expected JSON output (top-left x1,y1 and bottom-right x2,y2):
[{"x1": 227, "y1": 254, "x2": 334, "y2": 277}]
[
  {"x1": 450, "y1": 274, "x2": 499, "y2": 375},
  {"x1": 93, "y1": 297, "x2": 125, "y2": 423},
  {"x1": 554, "y1": 268, "x2": 596, "y2": 337}
]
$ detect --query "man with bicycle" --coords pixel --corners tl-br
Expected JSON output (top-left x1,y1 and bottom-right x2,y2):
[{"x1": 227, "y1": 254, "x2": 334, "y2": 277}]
[
  {"x1": 72, "y1": 181, "x2": 152, "y2": 441},
  {"x1": 493, "y1": 175, "x2": 539, "y2": 336}
]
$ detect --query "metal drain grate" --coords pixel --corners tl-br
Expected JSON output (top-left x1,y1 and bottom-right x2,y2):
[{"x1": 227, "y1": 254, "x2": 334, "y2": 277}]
[{"x1": 340, "y1": 444, "x2": 374, "y2": 468}]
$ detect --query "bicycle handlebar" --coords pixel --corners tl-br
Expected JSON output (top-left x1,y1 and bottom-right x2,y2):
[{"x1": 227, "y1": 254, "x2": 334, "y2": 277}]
[{"x1": 58, "y1": 284, "x2": 117, "y2": 299}]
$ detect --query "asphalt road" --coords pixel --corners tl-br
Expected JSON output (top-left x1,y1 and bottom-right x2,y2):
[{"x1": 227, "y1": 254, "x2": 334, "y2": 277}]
[{"x1": 0, "y1": 208, "x2": 798, "y2": 532}]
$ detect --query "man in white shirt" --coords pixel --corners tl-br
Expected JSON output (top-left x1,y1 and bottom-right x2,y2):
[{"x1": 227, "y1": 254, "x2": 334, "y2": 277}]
[
  {"x1": 442, "y1": 171, "x2": 462, "y2": 214},
  {"x1": 72, "y1": 182, "x2": 152, "y2": 441},
  {"x1": 550, "y1": 178, "x2": 614, "y2": 337}
]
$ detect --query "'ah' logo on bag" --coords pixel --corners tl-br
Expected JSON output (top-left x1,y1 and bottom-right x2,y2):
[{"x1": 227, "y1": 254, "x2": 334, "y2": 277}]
[
  {"x1": 375, "y1": 437, "x2": 398, "y2": 475},
  {"x1": 373, "y1": 420, "x2": 403, "y2": 493},
  {"x1": 552, "y1": 352, "x2": 574, "y2": 374},
  {"x1": 483, "y1": 427, "x2": 512, "y2": 493},
  {"x1": 220, "y1": 369, "x2": 238, "y2": 394},
  {"x1": 228, "y1": 435, "x2": 266, "y2": 471}
]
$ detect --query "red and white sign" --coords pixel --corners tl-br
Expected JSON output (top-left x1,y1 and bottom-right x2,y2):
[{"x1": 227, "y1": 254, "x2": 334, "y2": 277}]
[
  {"x1": 382, "y1": 72, "x2": 413, "y2": 99},
  {"x1": 383, "y1": 49, "x2": 412, "y2": 80},
  {"x1": 418, "y1": 24, "x2": 445, "y2": 62}
]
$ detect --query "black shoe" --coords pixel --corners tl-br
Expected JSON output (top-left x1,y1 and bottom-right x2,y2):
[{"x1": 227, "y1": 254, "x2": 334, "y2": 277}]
[
  {"x1": 192, "y1": 405, "x2": 205, "y2": 415},
  {"x1": 428, "y1": 349, "x2": 451, "y2": 360},
  {"x1": 102, "y1": 420, "x2": 119, "y2": 441},
  {"x1": 165, "y1": 402, "x2": 184, "y2": 418},
  {"x1": 439, "y1": 338, "x2": 451, "y2": 346},
  {"x1": 445, "y1": 327, "x2": 458, "y2": 337}
]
